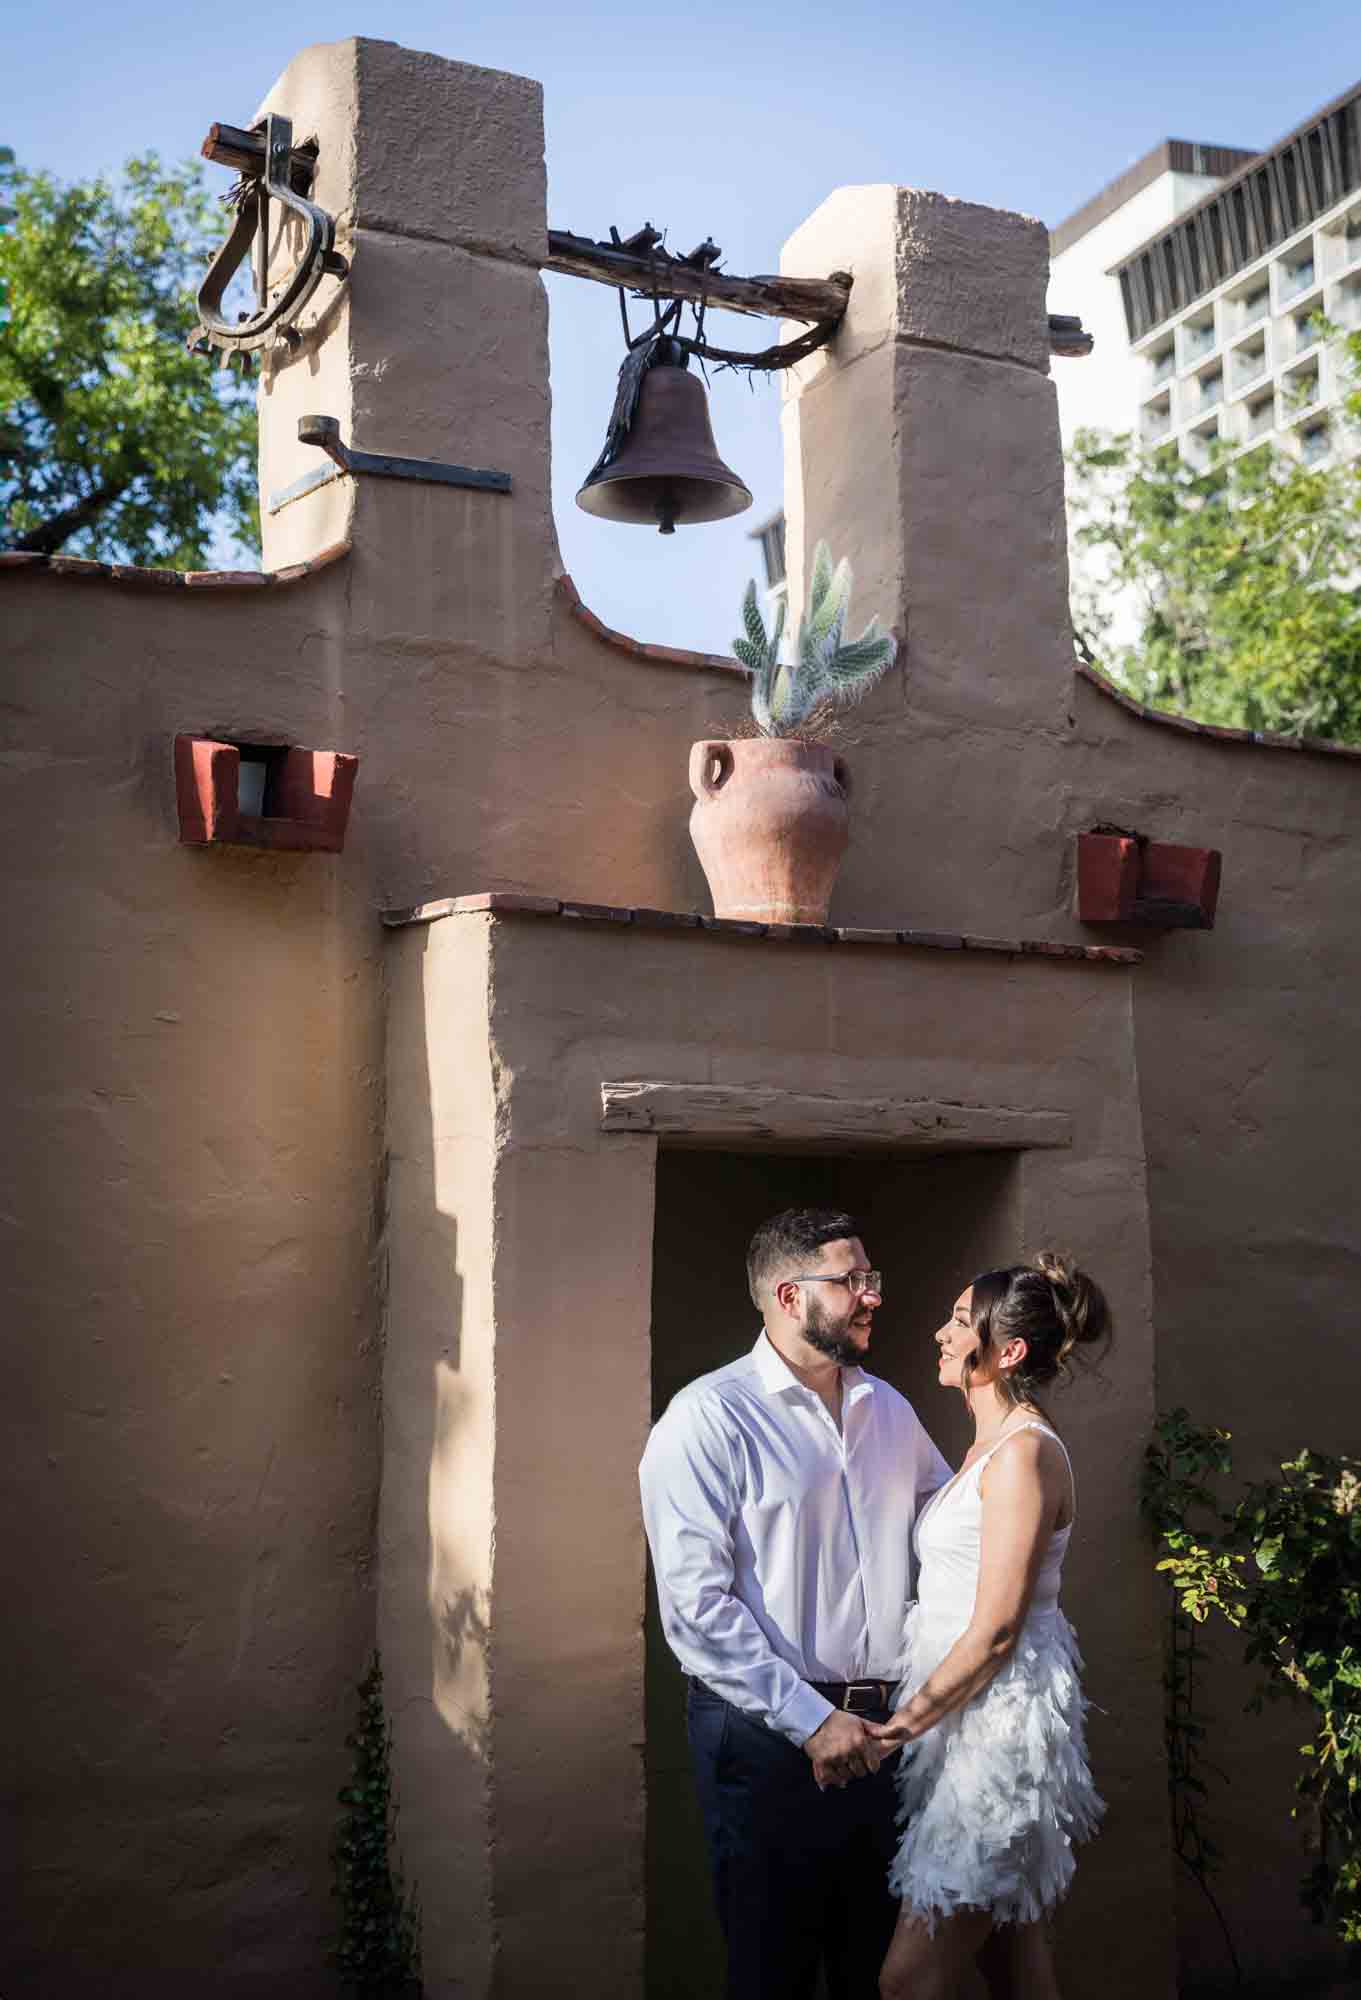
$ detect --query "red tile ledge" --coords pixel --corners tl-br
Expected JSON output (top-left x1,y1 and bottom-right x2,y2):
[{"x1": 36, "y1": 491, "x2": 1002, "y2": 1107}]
[
  {"x1": 557, "y1": 573, "x2": 748, "y2": 680},
  {"x1": 380, "y1": 894, "x2": 1141, "y2": 964},
  {"x1": 0, "y1": 541, "x2": 351, "y2": 589},
  {"x1": 1077, "y1": 661, "x2": 1361, "y2": 762},
  {"x1": 561, "y1": 900, "x2": 633, "y2": 923}
]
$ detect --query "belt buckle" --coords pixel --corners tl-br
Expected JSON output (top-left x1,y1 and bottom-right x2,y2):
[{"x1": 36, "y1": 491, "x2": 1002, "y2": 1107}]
[{"x1": 841, "y1": 1679, "x2": 882, "y2": 1715}]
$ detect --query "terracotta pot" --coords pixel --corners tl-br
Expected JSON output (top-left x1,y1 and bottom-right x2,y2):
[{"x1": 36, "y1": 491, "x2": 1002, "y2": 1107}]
[{"x1": 688, "y1": 737, "x2": 851, "y2": 925}]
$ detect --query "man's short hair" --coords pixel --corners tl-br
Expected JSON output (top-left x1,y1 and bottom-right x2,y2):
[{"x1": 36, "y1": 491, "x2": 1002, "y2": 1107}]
[{"x1": 746, "y1": 1207, "x2": 861, "y2": 1309}]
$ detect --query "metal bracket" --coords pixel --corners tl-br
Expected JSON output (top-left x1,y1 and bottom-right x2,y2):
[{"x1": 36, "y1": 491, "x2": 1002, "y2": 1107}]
[
  {"x1": 267, "y1": 415, "x2": 514, "y2": 514},
  {"x1": 188, "y1": 113, "x2": 348, "y2": 360}
]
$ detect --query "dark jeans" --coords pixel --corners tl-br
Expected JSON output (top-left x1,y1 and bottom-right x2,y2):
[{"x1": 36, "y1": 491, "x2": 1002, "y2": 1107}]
[{"x1": 686, "y1": 1679, "x2": 900, "y2": 2000}]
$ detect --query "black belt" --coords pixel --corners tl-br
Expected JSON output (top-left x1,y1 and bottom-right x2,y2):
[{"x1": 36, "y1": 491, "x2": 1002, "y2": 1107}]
[
  {"x1": 809, "y1": 1678, "x2": 895, "y2": 1715},
  {"x1": 687, "y1": 1675, "x2": 895, "y2": 1716}
]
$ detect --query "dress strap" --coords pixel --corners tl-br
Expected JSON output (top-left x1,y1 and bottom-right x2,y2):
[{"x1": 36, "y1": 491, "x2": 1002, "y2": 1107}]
[{"x1": 978, "y1": 1422, "x2": 1076, "y2": 1507}]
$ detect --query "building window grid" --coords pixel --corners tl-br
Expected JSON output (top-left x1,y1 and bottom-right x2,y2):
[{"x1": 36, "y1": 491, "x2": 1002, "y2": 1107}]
[
  {"x1": 1281, "y1": 353, "x2": 1326, "y2": 421},
  {"x1": 1115, "y1": 92, "x2": 1361, "y2": 341},
  {"x1": 1276, "y1": 249, "x2": 1318, "y2": 306},
  {"x1": 1230, "y1": 331, "x2": 1270, "y2": 394},
  {"x1": 1127, "y1": 178, "x2": 1361, "y2": 472}
]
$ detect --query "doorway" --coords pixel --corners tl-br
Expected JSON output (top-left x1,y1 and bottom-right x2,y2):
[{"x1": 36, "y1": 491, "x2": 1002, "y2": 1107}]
[{"x1": 644, "y1": 1144, "x2": 1021, "y2": 1998}]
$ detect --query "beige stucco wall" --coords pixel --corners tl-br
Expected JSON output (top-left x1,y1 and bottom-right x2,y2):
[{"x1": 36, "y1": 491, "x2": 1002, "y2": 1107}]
[
  {"x1": 380, "y1": 906, "x2": 1164, "y2": 1997},
  {"x1": 0, "y1": 575, "x2": 382, "y2": 1995},
  {"x1": 3, "y1": 30, "x2": 1359, "y2": 1998}
]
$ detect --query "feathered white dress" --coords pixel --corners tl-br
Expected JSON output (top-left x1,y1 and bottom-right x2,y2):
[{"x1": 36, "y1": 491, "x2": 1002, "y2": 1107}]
[{"x1": 888, "y1": 1422, "x2": 1104, "y2": 1930}]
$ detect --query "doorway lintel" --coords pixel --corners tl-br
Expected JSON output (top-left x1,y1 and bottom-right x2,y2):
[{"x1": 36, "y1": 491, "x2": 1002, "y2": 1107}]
[{"x1": 600, "y1": 1080, "x2": 1073, "y2": 1154}]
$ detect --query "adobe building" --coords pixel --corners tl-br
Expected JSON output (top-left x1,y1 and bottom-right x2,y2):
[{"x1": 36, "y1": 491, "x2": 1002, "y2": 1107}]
[{"x1": 4, "y1": 37, "x2": 1358, "y2": 2000}]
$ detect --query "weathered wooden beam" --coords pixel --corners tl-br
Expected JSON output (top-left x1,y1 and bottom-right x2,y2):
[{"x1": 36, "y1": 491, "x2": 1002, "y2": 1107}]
[
  {"x1": 546, "y1": 228, "x2": 1092, "y2": 355},
  {"x1": 200, "y1": 122, "x2": 316, "y2": 183},
  {"x1": 599, "y1": 1081, "x2": 1073, "y2": 1154},
  {"x1": 545, "y1": 229, "x2": 850, "y2": 324}
]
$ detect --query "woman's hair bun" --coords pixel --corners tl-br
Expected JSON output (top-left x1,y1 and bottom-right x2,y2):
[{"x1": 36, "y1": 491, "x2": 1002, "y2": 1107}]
[{"x1": 1032, "y1": 1251, "x2": 1110, "y2": 1353}]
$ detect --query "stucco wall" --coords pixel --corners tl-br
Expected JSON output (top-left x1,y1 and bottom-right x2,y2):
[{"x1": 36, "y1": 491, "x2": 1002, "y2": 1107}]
[
  {"x1": 1, "y1": 570, "x2": 382, "y2": 1996},
  {"x1": 379, "y1": 906, "x2": 1163, "y2": 1997}
]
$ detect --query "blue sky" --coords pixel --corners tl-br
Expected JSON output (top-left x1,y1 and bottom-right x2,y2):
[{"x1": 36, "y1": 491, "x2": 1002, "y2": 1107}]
[{"x1": 6, "y1": 2, "x2": 1356, "y2": 650}]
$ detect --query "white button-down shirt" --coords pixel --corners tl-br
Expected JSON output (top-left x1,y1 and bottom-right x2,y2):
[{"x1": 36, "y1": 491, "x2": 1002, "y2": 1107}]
[{"x1": 640, "y1": 1331, "x2": 951, "y2": 1747}]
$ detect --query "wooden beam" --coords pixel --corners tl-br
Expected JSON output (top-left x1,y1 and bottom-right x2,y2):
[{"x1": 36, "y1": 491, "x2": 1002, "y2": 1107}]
[
  {"x1": 200, "y1": 122, "x2": 316, "y2": 184},
  {"x1": 599, "y1": 1082, "x2": 1072, "y2": 1154},
  {"x1": 544, "y1": 229, "x2": 850, "y2": 324},
  {"x1": 546, "y1": 229, "x2": 1092, "y2": 356}
]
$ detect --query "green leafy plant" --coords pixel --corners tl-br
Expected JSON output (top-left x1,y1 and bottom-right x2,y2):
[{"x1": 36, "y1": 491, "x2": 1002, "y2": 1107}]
[
  {"x1": 0, "y1": 152, "x2": 258, "y2": 565},
  {"x1": 733, "y1": 540, "x2": 896, "y2": 737},
  {"x1": 1141, "y1": 1409, "x2": 1242, "y2": 1981},
  {"x1": 1144, "y1": 1410, "x2": 1361, "y2": 1957},
  {"x1": 332, "y1": 1654, "x2": 423, "y2": 1997},
  {"x1": 1066, "y1": 327, "x2": 1361, "y2": 744}
]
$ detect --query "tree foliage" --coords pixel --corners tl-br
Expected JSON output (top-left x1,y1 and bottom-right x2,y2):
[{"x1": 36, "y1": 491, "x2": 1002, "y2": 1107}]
[
  {"x1": 1067, "y1": 332, "x2": 1361, "y2": 744},
  {"x1": 0, "y1": 152, "x2": 258, "y2": 566}
]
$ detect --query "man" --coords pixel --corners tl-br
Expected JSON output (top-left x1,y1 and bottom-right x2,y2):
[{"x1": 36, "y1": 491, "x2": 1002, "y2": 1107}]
[{"x1": 639, "y1": 1207, "x2": 950, "y2": 2000}]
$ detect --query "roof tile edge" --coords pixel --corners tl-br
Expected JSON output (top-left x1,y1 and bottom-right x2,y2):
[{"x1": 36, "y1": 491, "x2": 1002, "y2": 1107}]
[
  {"x1": 381, "y1": 891, "x2": 1143, "y2": 964},
  {"x1": 0, "y1": 541, "x2": 352, "y2": 590},
  {"x1": 557, "y1": 573, "x2": 748, "y2": 679},
  {"x1": 1077, "y1": 661, "x2": 1361, "y2": 762}
]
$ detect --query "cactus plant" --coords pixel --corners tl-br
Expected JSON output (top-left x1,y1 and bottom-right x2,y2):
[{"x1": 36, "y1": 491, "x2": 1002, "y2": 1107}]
[{"x1": 732, "y1": 541, "x2": 897, "y2": 736}]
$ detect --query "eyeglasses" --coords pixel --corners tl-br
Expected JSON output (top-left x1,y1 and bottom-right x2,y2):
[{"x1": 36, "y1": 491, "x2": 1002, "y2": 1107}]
[{"x1": 787, "y1": 1270, "x2": 883, "y2": 1297}]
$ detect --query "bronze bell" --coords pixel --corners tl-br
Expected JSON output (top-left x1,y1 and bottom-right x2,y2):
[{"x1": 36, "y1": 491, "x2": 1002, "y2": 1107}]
[{"x1": 576, "y1": 346, "x2": 752, "y2": 534}]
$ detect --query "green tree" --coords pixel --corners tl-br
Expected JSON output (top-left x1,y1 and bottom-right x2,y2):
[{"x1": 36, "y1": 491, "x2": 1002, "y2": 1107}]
[
  {"x1": 0, "y1": 152, "x2": 258, "y2": 566},
  {"x1": 1067, "y1": 330, "x2": 1361, "y2": 744}
]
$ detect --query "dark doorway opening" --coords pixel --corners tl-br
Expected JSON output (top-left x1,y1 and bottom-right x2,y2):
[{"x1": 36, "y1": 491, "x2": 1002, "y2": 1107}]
[{"x1": 644, "y1": 1144, "x2": 1021, "y2": 1999}]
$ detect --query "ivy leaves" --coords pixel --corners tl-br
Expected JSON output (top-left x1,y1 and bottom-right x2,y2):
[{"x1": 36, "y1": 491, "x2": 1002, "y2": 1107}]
[
  {"x1": 1144, "y1": 1411, "x2": 1361, "y2": 1949},
  {"x1": 332, "y1": 1655, "x2": 422, "y2": 1996}
]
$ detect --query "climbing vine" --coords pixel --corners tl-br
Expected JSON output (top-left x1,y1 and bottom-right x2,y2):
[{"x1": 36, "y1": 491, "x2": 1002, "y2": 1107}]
[
  {"x1": 1143, "y1": 1410, "x2": 1361, "y2": 1962},
  {"x1": 332, "y1": 1653, "x2": 423, "y2": 1997},
  {"x1": 1141, "y1": 1410, "x2": 1242, "y2": 1981}
]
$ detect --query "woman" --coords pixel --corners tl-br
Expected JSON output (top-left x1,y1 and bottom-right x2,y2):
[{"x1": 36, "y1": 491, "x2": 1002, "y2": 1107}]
[{"x1": 870, "y1": 1254, "x2": 1109, "y2": 2000}]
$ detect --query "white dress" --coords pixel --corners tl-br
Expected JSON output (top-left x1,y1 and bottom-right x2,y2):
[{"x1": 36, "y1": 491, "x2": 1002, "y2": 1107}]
[{"x1": 888, "y1": 1422, "x2": 1104, "y2": 1929}]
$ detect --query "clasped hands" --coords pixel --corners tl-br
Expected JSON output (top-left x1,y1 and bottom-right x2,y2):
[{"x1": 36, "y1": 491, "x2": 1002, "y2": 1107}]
[{"x1": 803, "y1": 1707, "x2": 914, "y2": 1790}]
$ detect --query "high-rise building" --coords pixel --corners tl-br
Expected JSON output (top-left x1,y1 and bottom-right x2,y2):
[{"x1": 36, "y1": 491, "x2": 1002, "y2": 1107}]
[{"x1": 1048, "y1": 82, "x2": 1361, "y2": 473}]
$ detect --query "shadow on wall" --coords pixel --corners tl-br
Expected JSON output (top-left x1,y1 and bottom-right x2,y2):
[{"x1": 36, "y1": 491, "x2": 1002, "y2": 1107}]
[
  {"x1": 381, "y1": 922, "x2": 494, "y2": 1982},
  {"x1": 430, "y1": 1359, "x2": 490, "y2": 1763}
]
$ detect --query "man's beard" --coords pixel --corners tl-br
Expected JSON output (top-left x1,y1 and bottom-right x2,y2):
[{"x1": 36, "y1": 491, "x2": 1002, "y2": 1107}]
[{"x1": 802, "y1": 1293, "x2": 867, "y2": 1367}]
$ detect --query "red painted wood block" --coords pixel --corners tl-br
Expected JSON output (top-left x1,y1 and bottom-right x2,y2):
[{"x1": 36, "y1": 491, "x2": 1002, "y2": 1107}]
[
  {"x1": 1076, "y1": 833, "x2": 1140, "y2": 922},
  {"x1": 175, "y1": 736, "x2": 358, "y2": 852},
  {"x1": 1138, "y1": 840, "x2": 1222, "y2": 925},
  {"x1": 257, "y1": 748, "x2": 360, "y2": 852},
  {"x1": 175, "y1": 735, "x2": 240, "y2": 844},
  {"x1": 1077, "y1": 831, "x2": 1222, "y2": 930}
]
